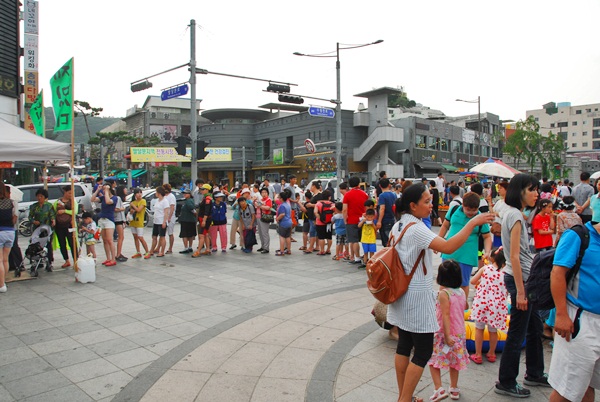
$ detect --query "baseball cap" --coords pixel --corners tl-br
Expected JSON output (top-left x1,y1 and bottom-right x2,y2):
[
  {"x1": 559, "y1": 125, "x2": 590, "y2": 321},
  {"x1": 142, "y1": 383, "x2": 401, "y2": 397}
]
[
  {"x1": 421, "y1": 177, "x2": 428, "y2": 182},
  {"x1": 213, "y1": 192, "x2": 225, "y2": 198},
  {"x1": 182, "y1": 189, "x2": 191, "y2": 194},
  {"x1": 241, "y1": 188, "x2": 251, "y2": 195},
  {"x1": 201, "y1": 184, "x2": 212, "y2": 191}
]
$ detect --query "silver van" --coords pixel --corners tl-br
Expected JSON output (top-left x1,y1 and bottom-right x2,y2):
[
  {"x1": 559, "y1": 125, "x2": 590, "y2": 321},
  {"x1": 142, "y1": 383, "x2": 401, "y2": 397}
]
[{"x1": 17, "y1": 183, "x2": 93, "y2": 213}]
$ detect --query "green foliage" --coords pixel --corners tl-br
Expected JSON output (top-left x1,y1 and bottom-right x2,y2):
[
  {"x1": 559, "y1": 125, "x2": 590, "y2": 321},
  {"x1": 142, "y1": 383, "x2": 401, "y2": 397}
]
[
  {"x1": 503, "y1": 115, "x2": 565, "y2": 179},
  {"x1": 44, "y1": 107, "x2": 121, "y2": 143},
  {"x1": 388, "y1": 90, "x2": 417, "y2": 108},
  {"x1": 74, "y1": 100, "x2": 104, "y2": 141},
  {"x1": 152, "y1": 166, "x2": 190, "y2": 187}
]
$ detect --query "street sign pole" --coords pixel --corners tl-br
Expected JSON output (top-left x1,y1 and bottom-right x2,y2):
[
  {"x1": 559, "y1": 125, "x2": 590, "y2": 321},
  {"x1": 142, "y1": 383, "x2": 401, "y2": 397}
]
[{"x1": 190, "y1": 19, "x2": 198, "y2": 185}]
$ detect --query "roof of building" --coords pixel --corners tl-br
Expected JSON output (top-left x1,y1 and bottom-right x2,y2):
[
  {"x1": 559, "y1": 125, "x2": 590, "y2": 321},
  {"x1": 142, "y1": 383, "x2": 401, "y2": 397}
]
[
  {"x1": 354, "y1": 87, "x2": 404, "y2": 98},
  {"x1": 201, "y1": 108, "x2": 273, "y2": 122},
  {"x1": 258, "y1": 103, "x2": 309, "y2": 113}
]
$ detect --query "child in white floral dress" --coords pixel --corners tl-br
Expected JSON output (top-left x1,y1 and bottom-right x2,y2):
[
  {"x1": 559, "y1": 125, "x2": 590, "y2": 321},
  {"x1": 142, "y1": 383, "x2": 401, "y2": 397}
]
[
  {"x1": 469, "y1": 246, "x2": 508, "y2": 365},
  {"x1": 428, "y1": 260, "x2": 470, "y2": 401}
]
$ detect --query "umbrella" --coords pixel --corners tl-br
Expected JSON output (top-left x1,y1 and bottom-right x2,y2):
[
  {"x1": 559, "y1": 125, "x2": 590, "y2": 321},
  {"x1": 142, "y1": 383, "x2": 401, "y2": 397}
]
[
  {"x1": 470, "y1": 158, "x2": 521, "y2": 179},
  {"x1": 591, "y1": 171, "x2": 600, "y2": 180},
  {"x1": 5, "y1": 184, "x2": 23, "y2": 202}
]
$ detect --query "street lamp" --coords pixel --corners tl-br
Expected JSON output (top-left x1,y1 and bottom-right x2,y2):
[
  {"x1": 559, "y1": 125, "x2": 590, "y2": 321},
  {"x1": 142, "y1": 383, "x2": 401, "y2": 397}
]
[
  {"x1": 456, "y1": 96, "x2": 481, "y2": 162},
  {"x1": 294, "y1": 40, "x2": 384, "y2": 184}
]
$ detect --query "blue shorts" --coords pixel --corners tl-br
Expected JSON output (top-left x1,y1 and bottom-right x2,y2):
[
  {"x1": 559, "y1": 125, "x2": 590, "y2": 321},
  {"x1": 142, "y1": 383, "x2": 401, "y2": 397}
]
[
  {"x1": 0, "y1": 230, "x2": 14, "y2": 248},
  {"x1": 362, "y1": 243, "x2": 376, "y2": 253},
  {"x1": 309, "y1": 220, "x2": 317, "y2": 238},
  {"x1": 458, "y1": 262, "x2": 474, "y2": 286}
]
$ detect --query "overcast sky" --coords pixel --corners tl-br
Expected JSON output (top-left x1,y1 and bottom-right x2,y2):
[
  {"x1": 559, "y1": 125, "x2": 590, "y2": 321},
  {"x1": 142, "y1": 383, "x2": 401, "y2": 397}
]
[{"x1": 35, "y1": 0, "x2": 600, "y2": 123}]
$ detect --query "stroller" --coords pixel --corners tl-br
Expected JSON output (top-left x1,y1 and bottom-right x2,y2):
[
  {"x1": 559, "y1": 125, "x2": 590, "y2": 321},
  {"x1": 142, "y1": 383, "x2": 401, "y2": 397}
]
[{"x1": 15, "y1": 224, "x2": 53, "y2": 278}]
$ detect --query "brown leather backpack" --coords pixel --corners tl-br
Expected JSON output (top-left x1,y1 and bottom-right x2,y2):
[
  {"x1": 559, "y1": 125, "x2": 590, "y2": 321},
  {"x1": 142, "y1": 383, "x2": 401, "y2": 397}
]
[{"x1": 366, "y1": 222, "x2": 426, "y2": 304}]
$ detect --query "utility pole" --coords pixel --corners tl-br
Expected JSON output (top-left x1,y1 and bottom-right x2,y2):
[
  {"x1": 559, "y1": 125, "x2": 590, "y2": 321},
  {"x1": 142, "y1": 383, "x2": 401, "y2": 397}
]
[
  {"x1": 190, "y1": 19, "x2": 198, "y2": 184},
  {"x1": 242, "y1": 145, "x2": 246, "y2": 183}
]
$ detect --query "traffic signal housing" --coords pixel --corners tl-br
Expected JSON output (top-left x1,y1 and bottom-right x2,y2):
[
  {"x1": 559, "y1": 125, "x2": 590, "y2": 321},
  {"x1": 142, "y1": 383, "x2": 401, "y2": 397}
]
[
  {"x1": 267, "y1": 83, "x2": 290, "y2": 93},
  {"x1": 175, "y1": 136, "x2": 189, "y2": 156},
  {"x1": 278, "y1": 94, "x2": 304, "y2": 104},
  {"x1": 197, "y1": 140, "x2": 209, "y2": 160},
  {"x1": 131, "y1": 80, "x2": 153, "y2": 92}
]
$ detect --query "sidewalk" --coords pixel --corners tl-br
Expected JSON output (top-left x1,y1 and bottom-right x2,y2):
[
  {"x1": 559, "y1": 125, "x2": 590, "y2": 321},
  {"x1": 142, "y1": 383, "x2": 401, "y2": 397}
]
[{"x1": 0, "y1": 223, "x2": 589, "y2": 401}]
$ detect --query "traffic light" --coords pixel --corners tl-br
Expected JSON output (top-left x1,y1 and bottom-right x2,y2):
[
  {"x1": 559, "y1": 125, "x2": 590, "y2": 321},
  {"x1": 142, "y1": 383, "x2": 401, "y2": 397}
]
[
  {"x1": 175, "y1": 136, "x2": 189, "y2": 156},
  {"x1": 197, "y1": 140, "x2": 209, "y2": 160},
  {"x1": 267, "y1": 83, "x2": 290, "y2": 93},
  {"x1": 278, "y1": 94, "x2": 304, "y2": 104},
  {"x1": 131, "y1": 80, "x2": 153, "y2": 92}
]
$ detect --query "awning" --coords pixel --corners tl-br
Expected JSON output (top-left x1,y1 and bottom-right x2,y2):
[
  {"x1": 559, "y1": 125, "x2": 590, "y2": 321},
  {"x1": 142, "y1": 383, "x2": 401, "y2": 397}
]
[
  {"x1": 441, "y1": 164, "x2": 458, "y2": 172},
  {"x1": 251, "y1": 165, "x2": 302, "y2": 171},
  {"x1": 414, "y1": 161, "x2": 444, "y2": 171},
  {"x1": 115, "y1": 169, "x2": 147, "y2": 179},
  {"x1": 293, "y1": 151, "x2": 334, "y2": 159}
]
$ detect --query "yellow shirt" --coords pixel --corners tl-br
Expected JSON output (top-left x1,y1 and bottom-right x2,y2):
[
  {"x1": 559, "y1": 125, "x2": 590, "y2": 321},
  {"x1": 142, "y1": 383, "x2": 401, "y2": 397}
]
[
  {"x1": 361, "y1": 222, "x2": 377, "y2": 244},
  {"x1": 130, "y1": 199, "x2": 146, "y2": 228}
]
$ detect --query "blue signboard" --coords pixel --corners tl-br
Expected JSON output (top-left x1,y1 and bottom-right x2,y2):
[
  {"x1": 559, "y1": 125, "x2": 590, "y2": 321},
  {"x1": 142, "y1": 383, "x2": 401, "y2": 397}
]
[
  {"x1": 308, "y1": 106, "x2": 335, "y2": 118},
  {"x1": 161, "y1": 84, "x2": 189, "y2": 101}
]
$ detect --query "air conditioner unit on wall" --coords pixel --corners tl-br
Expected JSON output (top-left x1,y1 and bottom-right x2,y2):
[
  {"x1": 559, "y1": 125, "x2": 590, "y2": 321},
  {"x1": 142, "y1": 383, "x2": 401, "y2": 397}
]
[
  {"x1": 164, "y1": 113, "x2": 170, "y2": 119},
  {"x1": 150, "y1": 112, "x2": 157, "y2": 118}
]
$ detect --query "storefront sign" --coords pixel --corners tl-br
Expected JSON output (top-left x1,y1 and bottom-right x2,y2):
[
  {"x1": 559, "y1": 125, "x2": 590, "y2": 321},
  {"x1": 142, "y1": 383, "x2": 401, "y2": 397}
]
[
  {"x1": 131, "y1": 147, "x2": 232, "y2": 162},
  {"x1": 273, "y1": 148, "x2": 284, "y2": 165}
]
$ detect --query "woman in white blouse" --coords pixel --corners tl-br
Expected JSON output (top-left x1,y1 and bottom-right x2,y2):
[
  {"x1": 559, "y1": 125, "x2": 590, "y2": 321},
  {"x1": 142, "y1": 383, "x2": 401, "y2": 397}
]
[{"x1": 388, "y1": 183, "x2": 493, "y2": 402}]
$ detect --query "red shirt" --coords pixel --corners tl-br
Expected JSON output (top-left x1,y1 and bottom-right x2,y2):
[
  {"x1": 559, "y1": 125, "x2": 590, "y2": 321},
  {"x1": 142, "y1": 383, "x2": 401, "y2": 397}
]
[
  {"x1": 532, "y1": 213, "x2": 553, "y2": 249},
  {"x1": 343, "y1": 187, "x2": 368, "y2": 225}
]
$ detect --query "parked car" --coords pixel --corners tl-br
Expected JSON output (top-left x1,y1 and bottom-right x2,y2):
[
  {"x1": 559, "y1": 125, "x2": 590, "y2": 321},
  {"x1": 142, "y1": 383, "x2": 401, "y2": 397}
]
[
  {"x1": 307, "y1": 178, "x2": 339, "y2": 201},
  {"x1": 17, "y1": 182, "x2": 93, "y2": 213}
]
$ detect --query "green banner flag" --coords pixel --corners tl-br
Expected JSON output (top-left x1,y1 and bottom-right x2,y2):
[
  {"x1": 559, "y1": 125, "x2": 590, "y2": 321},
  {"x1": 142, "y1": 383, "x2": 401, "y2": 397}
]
[
  {"x1": 50, "y1": 57, "x2": 74, "y2": 132},
  {"x1": 29, "y1": 90, "x2": 45, "y2": 137}
]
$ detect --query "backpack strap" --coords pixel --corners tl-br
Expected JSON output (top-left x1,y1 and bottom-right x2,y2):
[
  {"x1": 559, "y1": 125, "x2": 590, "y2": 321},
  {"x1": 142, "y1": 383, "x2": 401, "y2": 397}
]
[
  {"x1": 566, "y1": 224, "x2": 590, "y2": 289},
  {"x1": 390, "y1": 222, "x2": 427, "y2": 276}
]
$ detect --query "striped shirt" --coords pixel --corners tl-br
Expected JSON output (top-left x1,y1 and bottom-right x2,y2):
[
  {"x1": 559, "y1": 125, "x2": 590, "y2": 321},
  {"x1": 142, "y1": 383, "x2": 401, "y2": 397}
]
[{"x1": 387, "y1": 214, "x2": 438, "y2": 333}]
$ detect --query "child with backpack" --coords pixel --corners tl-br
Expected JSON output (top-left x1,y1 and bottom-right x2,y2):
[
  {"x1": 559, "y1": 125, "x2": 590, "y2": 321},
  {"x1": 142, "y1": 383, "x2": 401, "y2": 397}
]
[
  {"x1": 532, "y1": 199, "x2": 555, "y2": 252},
  {"x1": 332, "y1": 202, "x2": 348, "y2": 260},
  {"x1": 428, "y1": 260, "x2": 469, "y2": 401},
  {"x1": 358, "y1": 208, "x2": 377, "y2": 269},
  {"x1": 469, "y1": 246, "x2": 508, "y2": 364}
]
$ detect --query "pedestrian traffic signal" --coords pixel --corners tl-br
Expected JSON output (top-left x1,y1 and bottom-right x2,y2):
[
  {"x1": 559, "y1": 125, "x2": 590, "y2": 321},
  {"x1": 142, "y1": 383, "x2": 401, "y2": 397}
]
[
  {"x1": 267, "y1": 84, "x2": 291, "y2": 93},
  {"x1": 197, "y1": 140, "x2": 209, "y2": 160},
  {"x1": 175, "y1": 136, "x2": 188, "y2": 156},
  {"x1": 130, "y1": 80, "x2": 153, "y2": 92},
  {"x1": 278, "y1": 94, "x2": 304, "y2": 104}
]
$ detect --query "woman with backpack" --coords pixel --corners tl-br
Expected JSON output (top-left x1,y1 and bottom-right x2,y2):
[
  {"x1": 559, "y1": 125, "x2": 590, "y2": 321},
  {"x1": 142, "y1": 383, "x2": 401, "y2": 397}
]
[
  {"x1": 314, "y1": 190, "x2": 334, "y2": 256},
  {"x1": 388, "y1": 183, "x2": 493, "y2": 402},
  {"x1": 495, "y1": 174, "x2": 548, "y2": 397}
]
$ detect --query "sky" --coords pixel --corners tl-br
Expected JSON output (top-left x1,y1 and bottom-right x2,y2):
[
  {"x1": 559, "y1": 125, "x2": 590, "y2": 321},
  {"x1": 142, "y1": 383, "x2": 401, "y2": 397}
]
[{"x1": 34, "y1": 0, "x2": 600, "y2": 123}]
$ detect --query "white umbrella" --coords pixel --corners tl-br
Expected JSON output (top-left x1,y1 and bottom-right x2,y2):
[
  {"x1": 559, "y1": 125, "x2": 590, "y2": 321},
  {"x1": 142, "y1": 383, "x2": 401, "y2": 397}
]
[
  {"x1": 590, "y1": 171, "x2": 600, "y2": 180},
  {"x1": 5, "y1": 184, "x2": 23, "y2": 202},
  {"x1": 470, "y1": 158, "x2": 521, "y2": 179}
]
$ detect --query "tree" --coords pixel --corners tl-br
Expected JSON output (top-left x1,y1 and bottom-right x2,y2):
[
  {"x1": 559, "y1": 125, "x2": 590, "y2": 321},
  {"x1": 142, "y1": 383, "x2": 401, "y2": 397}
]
[
  {"x1": 74, "y1": 100, "x2": 103, "y2": 141},
  {"x1": 89, "y1": 131, "x2": 160, "y2": 171},
  {"x1": 152, "y1": 166, "x2": 190, "y2": 187},
  {"x1": 503, "y1": 115, "x2": 565, "y2": 178},
  {"x1": 388, "y1": 88, "x2": 417, "y2": 108}
]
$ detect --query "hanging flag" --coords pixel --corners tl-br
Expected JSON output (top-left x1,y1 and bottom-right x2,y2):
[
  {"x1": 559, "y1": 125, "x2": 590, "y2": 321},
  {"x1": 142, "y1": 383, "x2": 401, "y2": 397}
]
[
  {"x1": 49, "y1": 57, "x2": 74, "y2": 132},
  {"x1": 29, "y1": 90, "x2": 45, "y2": 136}
]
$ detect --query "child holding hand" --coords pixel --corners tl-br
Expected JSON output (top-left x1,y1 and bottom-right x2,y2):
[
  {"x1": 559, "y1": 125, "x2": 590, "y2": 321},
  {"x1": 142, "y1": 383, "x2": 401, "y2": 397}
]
[
  {"x1": 428, "y1": 260, "x2": 470, "y2": 401},
  {"x1": 469, "y1": 246, "x2": 508, "y2": 364}
]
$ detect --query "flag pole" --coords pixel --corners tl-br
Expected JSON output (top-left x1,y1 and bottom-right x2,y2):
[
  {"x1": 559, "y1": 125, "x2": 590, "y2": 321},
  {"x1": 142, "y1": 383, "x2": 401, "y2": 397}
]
[{"x1": 70, "y1": 58, "x2": 78, "y2": 271}]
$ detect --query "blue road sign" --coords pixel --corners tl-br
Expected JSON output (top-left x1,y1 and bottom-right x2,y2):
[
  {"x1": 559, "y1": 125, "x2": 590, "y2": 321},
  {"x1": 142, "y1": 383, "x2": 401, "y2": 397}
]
[
  {"x1": 308, "y1": 106, "x2": 335, "y2": 118},
  {"x1": 161, "y1": 84, "x2": 189, "y2": 101}
]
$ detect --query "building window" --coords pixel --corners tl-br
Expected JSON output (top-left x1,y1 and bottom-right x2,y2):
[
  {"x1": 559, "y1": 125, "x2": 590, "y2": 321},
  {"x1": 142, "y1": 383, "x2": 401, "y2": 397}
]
[
  {"x1": 492, "y1": 147, "x2": 499, "y2": 158},
  {"x1": 593, "y1": 118, "x2": 600, "y2": 127},
  {"x1": 534, "y1": 117, "x2": 539, "y2": 121},
  {"x1": 572, "y1": 121, "x2": 578, "y2": 126},
  {"x1": 582, "y1": 142, "x2": 588, "y2": 147},
  {"x1": 416, "y1": 135, "x2": 426, "y2": 148},
  {"x1": 594, "y1": 141, "x2": 600, "y2": 150},
  {"x1": 428, "y1": 136, "x2": 437, "y2": 150},
  {"x1": 550, "y1": 123, "x2": 555, "y2": 128},
  {"x1": 572, "y1": 143, "x2": 577, "y2": 148},
  {"x1": 593, "y1": 129, "x2": 600, "y2": 139},
  {"x1": 576, "y1": 110, "x2": 582, "y2": 114},
  {"x1": 572, "y1": 133, "x2": 576, "y2": 137},
  {"x1": 255, "y1": 140, "x2": 263, "y2": 161},
  {"x1": 583, "y1": 121, "x2": 587, "y2": 124},
  {"x1": 586, "y1": 109, "x2": 591, "y2": 113},
  {"x1": 441, "y1": 139, "x2": 449, "y2": 152},
  {"x1": 583, "y1": 131, "x2": 588, "y2": 136},
  {"x1": 558, "y1": 121, "x2": 568, "y2": 128}
]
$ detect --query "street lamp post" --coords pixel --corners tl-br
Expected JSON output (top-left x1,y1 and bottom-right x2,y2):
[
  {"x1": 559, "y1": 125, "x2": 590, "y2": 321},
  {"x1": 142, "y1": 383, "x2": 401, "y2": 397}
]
[
  {"x1": 456, "y1": 96, "x2": 481, "y2": 163},
  {"x1": 294, "y1": 40, "x2": 383, "y2": 184}
]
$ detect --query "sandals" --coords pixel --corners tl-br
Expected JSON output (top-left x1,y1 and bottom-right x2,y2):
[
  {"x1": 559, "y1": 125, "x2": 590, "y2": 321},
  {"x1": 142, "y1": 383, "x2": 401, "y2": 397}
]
[
  {"x1": 429, "y1": 387, "x2": 448, "y2": 402},
  {"x1": 298, "y1": 246, "x2": 307, "y2": 251},
  {"x1": 303, "y1": 249, "x2": 313, "y2": 254},
  {"x1": 449, "y1": 388, "x2": 460, "y2": 400},
  {"x1": 316, "y1": 252, "x2": 326, "y2": 256},
  {"x1": 275, "y1": 250, "x2": 285, "y2": 256},
  {"x1": 469, "y1": 354, "x2": 483, "y2": 364},
  {"x1": 486, "y1": 354, "x2": 497, "y2": 363}
]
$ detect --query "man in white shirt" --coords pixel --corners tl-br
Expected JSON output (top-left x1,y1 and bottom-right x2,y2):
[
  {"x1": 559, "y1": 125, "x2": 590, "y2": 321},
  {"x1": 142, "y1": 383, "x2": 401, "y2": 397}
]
[
  {"x1": 163, "y1": 183, "x2": 177, "y2": 254},
  {"x1": 558, "y1": 179, "x2": 572, "y2": 198},
  {"x1": 434, "y1": 172, "x2": 446, "y2": 195}
]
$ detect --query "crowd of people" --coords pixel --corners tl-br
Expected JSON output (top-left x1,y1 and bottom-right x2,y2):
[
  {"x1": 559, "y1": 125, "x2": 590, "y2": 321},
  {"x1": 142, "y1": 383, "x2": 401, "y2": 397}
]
[{"x1": 1, "y1": 169, "x2": 599, "y2": 401}]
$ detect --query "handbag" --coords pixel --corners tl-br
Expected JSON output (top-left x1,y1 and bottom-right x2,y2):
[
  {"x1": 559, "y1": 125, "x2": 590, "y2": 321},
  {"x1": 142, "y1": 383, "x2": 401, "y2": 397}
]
[
  {"x1": 243, "y1": 229, "x2": 257, "y2": 247},
  {"x1": 260, "y1": 212, "x2": 274, "y2": 223}
]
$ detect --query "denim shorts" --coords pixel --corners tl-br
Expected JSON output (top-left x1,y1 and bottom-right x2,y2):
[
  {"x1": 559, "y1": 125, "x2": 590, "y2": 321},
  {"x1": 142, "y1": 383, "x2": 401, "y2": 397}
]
[{"x1": 0, "y1": 230, "x2": 15, "y2": 248}]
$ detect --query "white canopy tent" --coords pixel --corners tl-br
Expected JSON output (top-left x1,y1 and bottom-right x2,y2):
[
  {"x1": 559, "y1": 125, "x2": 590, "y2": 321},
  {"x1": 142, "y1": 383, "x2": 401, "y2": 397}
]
[{"x1": 0, "y1": 118, "x2": 71, "y2": 161}]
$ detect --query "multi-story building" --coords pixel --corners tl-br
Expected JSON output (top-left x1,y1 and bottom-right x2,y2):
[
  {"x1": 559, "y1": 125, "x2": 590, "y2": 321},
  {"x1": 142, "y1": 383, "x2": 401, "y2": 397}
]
[{"x1": 527, "y1": 102, "x2": 600, "y2": 154}]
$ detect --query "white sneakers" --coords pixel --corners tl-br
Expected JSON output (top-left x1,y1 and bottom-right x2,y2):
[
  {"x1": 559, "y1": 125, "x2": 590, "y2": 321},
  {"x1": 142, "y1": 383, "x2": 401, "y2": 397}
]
[{"x1": 0, "y1": 284, "x2": 7, "y2": 293}]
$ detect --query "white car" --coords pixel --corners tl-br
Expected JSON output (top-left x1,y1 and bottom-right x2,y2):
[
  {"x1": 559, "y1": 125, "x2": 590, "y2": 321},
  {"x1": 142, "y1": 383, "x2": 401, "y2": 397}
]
[
  {"x1": 306, "y1": 178, "x2": 339, "y2": 201},
  {"x1": 17, "y1": 182, "x2": 93, "y2": 213}
]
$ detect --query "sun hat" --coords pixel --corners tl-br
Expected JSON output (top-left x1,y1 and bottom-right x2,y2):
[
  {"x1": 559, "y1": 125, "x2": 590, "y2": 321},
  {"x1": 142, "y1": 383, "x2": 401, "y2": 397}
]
[
  {"x1": 201, "y1": 183, "x2": 212, "y2": 190},
  {"x1": 241, "y1": 188, "x2": 251, "y2": 195},
  {"x1": 213, "y1": 192, "x2": 225, "y2": 198}
]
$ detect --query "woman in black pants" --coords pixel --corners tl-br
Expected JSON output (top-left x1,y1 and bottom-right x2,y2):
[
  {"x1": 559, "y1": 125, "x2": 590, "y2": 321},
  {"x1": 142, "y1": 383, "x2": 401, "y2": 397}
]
[{"x1": 53, "y1": 185, "x2": 77, "y2": 268}]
